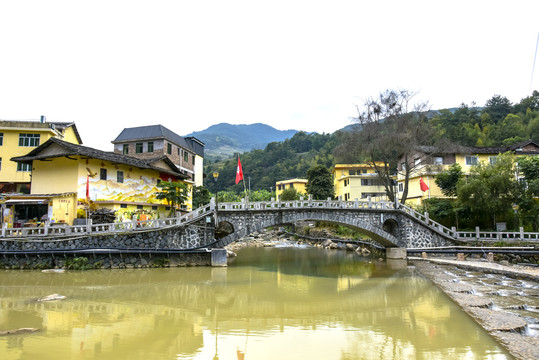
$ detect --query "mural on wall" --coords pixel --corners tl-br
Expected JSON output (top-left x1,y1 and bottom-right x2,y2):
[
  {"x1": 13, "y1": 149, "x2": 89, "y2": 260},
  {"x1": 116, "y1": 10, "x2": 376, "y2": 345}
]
[{"x1": 77, "y1": 175, "x2": 162, "y2": 204}]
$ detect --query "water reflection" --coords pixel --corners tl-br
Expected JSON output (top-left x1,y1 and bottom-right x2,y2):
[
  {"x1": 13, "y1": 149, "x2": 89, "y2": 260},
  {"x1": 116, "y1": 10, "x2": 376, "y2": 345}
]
[{"x1": 0, "y1": 247, "x2": 510, "y2": 359}]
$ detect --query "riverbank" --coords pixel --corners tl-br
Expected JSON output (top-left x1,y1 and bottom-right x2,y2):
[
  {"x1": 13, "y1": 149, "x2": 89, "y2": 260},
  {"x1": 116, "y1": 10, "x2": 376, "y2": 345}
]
[{"x1": 410, "y1": 257, "x2": 539, "y2": 360}]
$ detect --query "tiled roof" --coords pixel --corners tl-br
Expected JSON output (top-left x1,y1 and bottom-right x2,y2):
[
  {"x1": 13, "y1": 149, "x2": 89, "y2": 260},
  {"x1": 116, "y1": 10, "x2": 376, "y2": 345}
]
[
  {"x1": 11, "y1": 138, "x2": 188, "y2": 179},
  {"x1": 418, "y1": 140, "x2": 539, "y2": 155},
  {"x1": 112, "y1": 124, "x2": 204, "y2": 157}
]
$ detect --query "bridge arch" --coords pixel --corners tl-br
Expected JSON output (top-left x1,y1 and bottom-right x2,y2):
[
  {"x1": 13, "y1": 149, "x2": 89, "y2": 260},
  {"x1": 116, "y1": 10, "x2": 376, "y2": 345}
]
[
  {"x1": 383, "y1": 218, "x2": 400, "y2": 238},
  {"x1": 215, "y1": 209, "x2": 401, "y2": 248}
]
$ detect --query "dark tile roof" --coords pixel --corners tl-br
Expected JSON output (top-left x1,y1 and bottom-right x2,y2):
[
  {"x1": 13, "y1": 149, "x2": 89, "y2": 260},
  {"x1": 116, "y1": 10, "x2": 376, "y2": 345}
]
[
  {"x1": 418, "y1": 140, "x2": 539, "y2": 155},
  {"x1": 11, "y1": 137, "x2": 188, "y2": 179},
  {"x1": 111, "y1": 124, "x2": 204, "y2": 156}
]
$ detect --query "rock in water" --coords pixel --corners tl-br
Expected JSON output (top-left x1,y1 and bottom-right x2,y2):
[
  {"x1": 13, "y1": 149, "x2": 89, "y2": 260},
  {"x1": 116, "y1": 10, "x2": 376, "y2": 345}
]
[
  {"x1": 0, "y1": 328, "x2": 40, "y2": 336},
  {"x1": 37, "y1": 294, "x2": 66, "y2": 302}
]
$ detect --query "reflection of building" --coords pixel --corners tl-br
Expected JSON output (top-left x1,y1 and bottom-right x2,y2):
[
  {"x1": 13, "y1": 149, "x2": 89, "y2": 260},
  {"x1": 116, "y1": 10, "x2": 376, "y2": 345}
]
[
  {"x1": 398, "y1": 140, "x2": 539, "y2": 205},
  {"x1": 333, "y1": 163, "x2": 390, "y2": 202},
  {"x1": 0, "y1": 117, "x2": 81, "y2": 193},
  {"x1": 8, "y1": 138, "x2": 188, "y2": 227},
  {"x1": 112, "y1": 125, "x2": 205, "y2": 187},
  {"x1": 275, "y1": 178, "x2": 308, "y2": 199}
]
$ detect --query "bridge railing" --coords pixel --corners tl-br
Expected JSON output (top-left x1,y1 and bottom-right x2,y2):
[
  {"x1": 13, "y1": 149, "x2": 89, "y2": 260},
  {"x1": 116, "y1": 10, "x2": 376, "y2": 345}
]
[
  {"x1": 216, "y1": 198, "x2": 395, "y2": 211},
  {"x1": 0, "y1": 203, "x2": 214, "y2": 239},
  {"x1": 454, "y1": 228, "x2": 539, "y2": 242},
  {"x1": 396, "y1": 203, "x2": 539, "y2": 242},
  {"x1": 396, "y1": 203, "x2": 458, "y2": 238}
]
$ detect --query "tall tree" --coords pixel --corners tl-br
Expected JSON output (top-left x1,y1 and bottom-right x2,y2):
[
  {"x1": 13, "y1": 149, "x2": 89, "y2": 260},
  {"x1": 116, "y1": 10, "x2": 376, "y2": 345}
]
[
  {"x1": 306, "y1": 165, "x2": 334, "y2": 200},
  {"x1": 155, "y1": 181, "x2": 190, "y2": 215},
  {"x1": 435, "y1": 163, "x2": 463, "y2": 197},
  {"x1": 483, "y1": 95, "x2": 513, "y2": 124},
  {"x1": 457, "y1": 153, "x2": 519, "y2": 228},
  {"x1": 192, "y1": 185, "x2": 211, "y2": 209},
  {"x1": 336, "y1": 89, "x2": 433, "y2": 203},
  {"x1": 517, "y1": 156, "x2": 539, "y2": 230}
]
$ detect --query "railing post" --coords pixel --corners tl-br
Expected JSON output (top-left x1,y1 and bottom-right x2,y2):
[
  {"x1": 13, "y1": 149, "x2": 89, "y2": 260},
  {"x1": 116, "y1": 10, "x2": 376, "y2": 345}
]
[
  {"x1": 451, "y1": 226, "x2": 456, "y2": 238},
  {"x1": 475, "y1": 226, "x2": 480, "y2": 240},
  {"x1": 424, "y1": 211, "x2": 429, "y2": 224},
  {"x1": 86, "y1": 218, "x2": 92, "y2": 234},
  {"x1": 520, "y1": 227, "x2": 524, "y2": 240},
  {"x1": 368, "y1": 196, "x2": 372, "y2": 208},
  {"x1": 1, "y1": 223, "x2": 6, "y2": 237}
]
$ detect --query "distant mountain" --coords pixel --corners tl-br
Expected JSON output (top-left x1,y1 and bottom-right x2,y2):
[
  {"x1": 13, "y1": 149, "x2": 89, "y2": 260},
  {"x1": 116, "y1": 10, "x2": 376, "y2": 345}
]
[{"x1": 185, "y1": 123, "x2": 298, "y2": 160}]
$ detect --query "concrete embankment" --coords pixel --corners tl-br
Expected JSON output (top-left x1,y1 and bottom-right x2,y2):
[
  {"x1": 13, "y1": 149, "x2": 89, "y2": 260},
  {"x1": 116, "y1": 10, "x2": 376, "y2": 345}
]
[{"x1": 411, "y1": 257, "x2": 539, "y2": 360}]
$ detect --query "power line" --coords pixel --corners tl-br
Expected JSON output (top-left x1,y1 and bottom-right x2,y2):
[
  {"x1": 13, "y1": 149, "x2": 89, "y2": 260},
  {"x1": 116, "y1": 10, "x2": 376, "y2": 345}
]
[{"x1": 530, "y1": 32, "x2": 539, "y2": 94}]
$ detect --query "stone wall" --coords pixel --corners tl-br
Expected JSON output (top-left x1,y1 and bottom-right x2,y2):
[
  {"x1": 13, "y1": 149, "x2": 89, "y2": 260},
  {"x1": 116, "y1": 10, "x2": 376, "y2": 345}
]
[
  {"x1": 0, "y1": 223, "x2": 215, "y2": 252},
  {"x1": 0, "y1": 252, "x2": 211, "y2": 270}
]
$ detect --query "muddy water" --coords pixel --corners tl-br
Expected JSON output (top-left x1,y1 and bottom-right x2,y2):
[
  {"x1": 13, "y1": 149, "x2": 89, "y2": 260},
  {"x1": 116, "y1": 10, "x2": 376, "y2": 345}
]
[{"x1": 0, "y1": 247, "x2": 511, "y2": 359}]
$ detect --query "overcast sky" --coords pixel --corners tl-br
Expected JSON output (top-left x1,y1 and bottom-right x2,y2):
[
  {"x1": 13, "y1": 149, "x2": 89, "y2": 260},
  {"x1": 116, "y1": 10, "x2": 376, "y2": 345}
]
[{"x1": 1, "y1": 1, "x2": 538, "y2": 151}]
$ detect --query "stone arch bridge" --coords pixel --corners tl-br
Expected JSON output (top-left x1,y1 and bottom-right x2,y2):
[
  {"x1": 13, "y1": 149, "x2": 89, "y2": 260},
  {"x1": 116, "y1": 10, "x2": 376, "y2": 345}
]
[{"x1": 211, "y1": 199, "x2": 457, "y2": 249}]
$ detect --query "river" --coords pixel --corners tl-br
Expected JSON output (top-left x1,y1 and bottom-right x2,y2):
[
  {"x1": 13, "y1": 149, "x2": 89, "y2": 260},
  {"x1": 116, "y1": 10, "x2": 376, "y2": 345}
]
[{"x1": 0, "y1": 246, "x2": 512, "y2": 359}]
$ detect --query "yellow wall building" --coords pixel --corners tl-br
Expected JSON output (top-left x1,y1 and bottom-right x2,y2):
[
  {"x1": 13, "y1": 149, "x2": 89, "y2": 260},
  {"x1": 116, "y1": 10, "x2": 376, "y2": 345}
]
[
  {"x1": 333, "y1": 163, "x2": 390, "y2": 202},
  {"x1": 7, "y1": 138, "x2": 190, "y2": 227},
  {"x1": 0, "y1": 118, "x2": 81, "y2": 193},
  {"x1": 397, "y1": 140, "x2": 539, "y2": 206},
  {"x1": 275, "y1": 179, "x2": 308, "y2": 199}
]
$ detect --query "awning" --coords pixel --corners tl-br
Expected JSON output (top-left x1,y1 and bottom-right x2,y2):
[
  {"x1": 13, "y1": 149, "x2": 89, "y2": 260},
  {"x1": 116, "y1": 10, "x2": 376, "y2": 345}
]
[{"x1": 5, "y1": 199, "x2": 49, "y2": 205}]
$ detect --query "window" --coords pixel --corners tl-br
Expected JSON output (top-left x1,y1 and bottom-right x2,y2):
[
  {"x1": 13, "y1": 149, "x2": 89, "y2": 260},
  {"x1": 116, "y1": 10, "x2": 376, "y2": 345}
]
[
  {"x1": 120, "y1": 204, "x2": 127, "y2": 208},
  {"x1": 398, "y1": 183, "x2": 404, "y2": 192},
  {"x1": 489, "y1": 156, "x2": 498, "y2": 165},
  {"x1": 19, "y1": 133, "x2": 40, "y2": 147},
  {"x1": 349, "y1": 170, "x2": 356, "y2": 175},
  {"x1": 147, "y1": 141, "x2": 154, "y2": 153},
  {"x1": 137, "y1": 205, "x2": 143, "y2": 210},
  {"x1": 17, "y1": 163, "x2": 32, "y2": 172},
  {"x1": 135, "y1": 143, "x2": 143, "y2": 153},
  {"x1": 178, "y1": 148, "x2": 181, "y2": 155},
  {"x1": 0, "y1": 133, "x2": 3, "y2": 145},
  {"x1": 152, "y1": 206, "x2": 158, "y2": 210},
  {"x1": 401, "y1": 162, "x2": 406, "y2": 171},
  {"x1": 465, "y1": 156, "x2": 479, "y2": 166},
  {"x1": 414, "y1": 158, "x2": 421, "y2": 166},
  {"x1": 167, "y1": 143, "x2": 172, "y2": 155},
  {"x1": 183, "y1": 151, "x2": 188, "y2": 162},
  {"x1": 100, "y1": 168, "x2": 107, "y2": 180},
  {"x1": 122, "y1": 144, "x2": 129, "y2": 154},
  {"x1": 289, "y1": 184, "x2": 294, "y2": 189},
  {"x1": 192, "y1": 155, "x2": 196, "y2": 163},
  {"x1": 0, "y1": 157, "x2": 2, "y2": 171},
  {"x1": 434, "y1": 156, "x2": 443, "y2": 165},
  {"x1": 117, "y1": 171, "x2": 124, "y2": 183}
]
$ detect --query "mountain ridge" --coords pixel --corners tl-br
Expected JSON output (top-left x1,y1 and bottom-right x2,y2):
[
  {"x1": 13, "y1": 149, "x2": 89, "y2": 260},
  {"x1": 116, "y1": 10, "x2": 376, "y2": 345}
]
[{"x1": 185, "y1": 122, "x2": 299, "y2": 160}]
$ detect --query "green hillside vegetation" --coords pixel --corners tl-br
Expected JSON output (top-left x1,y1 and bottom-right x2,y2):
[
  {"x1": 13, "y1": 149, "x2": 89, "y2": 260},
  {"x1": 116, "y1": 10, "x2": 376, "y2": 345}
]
[{"x1": 204, "y1": 91, "x2": 539, "y2": 196}]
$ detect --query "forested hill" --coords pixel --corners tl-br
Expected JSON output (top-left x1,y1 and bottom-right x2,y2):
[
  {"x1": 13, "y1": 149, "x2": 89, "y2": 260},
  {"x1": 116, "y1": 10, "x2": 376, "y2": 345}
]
[
  {"x1": 203, "y1": 91, "x2": 539, "y2": 194},
  {"x1": 185, "y1": 123, "x2": 298, "y2": 160}
]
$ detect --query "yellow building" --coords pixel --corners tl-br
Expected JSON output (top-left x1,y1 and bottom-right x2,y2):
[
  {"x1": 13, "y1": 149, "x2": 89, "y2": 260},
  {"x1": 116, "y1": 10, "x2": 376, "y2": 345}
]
[
  {"x1": 275, "y1": 178, "x2": 308, "y2": 199},
  {"x1": 7, "y1": 138, "x2": 190, "y2": 227},
  {"x1": 398, "y1": 140, "x2": 539, "y2": 205},
  {"x1": 0, "y1": 117, "x2": 82, "y2": 193},
  {"x1": 332, "y1": 163, "x2": 390, "y2": 202}
]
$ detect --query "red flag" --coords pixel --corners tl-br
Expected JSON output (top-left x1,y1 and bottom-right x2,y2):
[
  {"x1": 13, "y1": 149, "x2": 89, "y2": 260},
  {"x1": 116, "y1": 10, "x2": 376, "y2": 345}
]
[
  {"x1": 235, "y1": 156, "x2": 244, "y2": 184},
  {"x1": 86, "y1": 175, "x2": 90, "y2": 199},
  {"x1": 419, "y1": 177, "x2": 429, "y2": 192}
]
